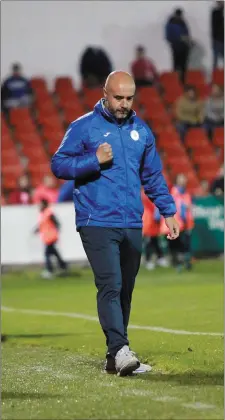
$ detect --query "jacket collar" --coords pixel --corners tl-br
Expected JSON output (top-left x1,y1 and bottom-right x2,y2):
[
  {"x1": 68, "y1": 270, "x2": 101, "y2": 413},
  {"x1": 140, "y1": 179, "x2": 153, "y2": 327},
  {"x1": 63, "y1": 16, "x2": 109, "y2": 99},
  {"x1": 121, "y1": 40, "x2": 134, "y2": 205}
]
[{"x1": 94, "y1": 99, "x2": 136, "y2": 125}]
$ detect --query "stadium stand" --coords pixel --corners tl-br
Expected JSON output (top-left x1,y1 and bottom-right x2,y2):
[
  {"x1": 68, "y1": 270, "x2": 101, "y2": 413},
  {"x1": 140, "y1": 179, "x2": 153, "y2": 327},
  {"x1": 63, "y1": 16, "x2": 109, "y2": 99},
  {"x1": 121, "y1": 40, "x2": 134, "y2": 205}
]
[{"x1": 1, "y1": 69, "x2": 224, "y2": 203}]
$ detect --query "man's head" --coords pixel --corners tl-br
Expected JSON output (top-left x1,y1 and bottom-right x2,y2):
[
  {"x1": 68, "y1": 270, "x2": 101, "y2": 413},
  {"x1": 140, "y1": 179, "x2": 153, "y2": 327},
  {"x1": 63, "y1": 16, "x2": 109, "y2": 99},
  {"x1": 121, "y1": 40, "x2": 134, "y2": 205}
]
[
  {"x1": 18, "y1": 174, "x2": 30, "y2": 190},
  {"x1": 211, "y1": 83, "x2": 223, "y2": 98},
  {"x1": 103, "y1": 71, "x2": 136, "y2": 120},
  {"x1": 12, "y1": 63, "x2": 22, "y2": 77},
  {"x1": 43, "y1": 175, "x2": 56, "y2": 189},
  {"x1": 184, "y1": 85, "x2": 197, "y2": 100},
  {"x1": 174, "y1": 8, "x2": 183, "y2": 19},
  {"x1": 176, "y1": 173, "x2": 187, "y2": 189},
  {"x1": 136, "y1": 45, "x2": 145, "y2": 59},
  {"x1": 40, "y1": 199, "x2": 49, "y2": 211},
  {"x1": 216, "y1": 1, "x2": 224, "y2": 9}
]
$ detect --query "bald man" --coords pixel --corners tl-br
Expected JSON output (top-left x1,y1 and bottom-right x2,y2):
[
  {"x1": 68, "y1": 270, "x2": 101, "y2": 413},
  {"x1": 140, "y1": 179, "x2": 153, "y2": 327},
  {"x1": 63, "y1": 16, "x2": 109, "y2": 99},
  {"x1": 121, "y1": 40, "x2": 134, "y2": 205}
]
[{"x1": 52, "y1": 71, "x2": 179, "y2": 376}]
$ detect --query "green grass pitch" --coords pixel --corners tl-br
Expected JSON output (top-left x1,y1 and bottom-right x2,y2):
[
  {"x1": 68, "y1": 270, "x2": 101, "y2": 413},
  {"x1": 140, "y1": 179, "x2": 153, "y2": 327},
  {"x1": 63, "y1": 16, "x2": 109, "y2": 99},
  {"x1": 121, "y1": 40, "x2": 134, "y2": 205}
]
[{"x1": 1, "y1": 259, "x2": 224, "y2": 419}]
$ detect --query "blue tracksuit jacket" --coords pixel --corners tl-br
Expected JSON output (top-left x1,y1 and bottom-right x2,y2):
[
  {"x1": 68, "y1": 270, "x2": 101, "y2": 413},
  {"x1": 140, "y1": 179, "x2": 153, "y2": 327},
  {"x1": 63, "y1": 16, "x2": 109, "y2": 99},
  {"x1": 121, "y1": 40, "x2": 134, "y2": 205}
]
[{"x1": 51, "y1": 100, "x2": 176, "y2": 229}]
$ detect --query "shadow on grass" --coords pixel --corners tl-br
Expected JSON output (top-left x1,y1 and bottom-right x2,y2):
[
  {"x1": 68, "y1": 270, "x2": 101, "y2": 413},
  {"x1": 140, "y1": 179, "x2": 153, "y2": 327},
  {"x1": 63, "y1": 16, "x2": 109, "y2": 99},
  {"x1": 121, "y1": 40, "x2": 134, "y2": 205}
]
[
  {"x1": 134, "y1": 371, "x2": 224, "y2": 386},
  {"x1": 1, "y1": 333, "x2": 76, "y2": 340},
  {"x1": 2, "y1": 391, "x2": 61, "y2": 400}
]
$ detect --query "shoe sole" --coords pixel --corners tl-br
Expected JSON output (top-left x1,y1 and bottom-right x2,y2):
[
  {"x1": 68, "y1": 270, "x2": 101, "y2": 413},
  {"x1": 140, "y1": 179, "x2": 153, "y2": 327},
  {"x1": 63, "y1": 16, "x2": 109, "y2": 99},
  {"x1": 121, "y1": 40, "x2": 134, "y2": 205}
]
[{"x1": 117, "y1": 360, "x2": 140, "y2": 377}]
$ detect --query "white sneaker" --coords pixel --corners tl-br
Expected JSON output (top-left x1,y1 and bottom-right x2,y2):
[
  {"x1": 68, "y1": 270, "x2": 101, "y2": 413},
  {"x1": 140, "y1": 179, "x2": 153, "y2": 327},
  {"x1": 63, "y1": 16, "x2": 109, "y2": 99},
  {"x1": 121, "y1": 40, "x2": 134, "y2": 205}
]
[
  {"x1": 115, "y1": 345, "x2": 140, "y2": 376},
  {"x1": 146, "y1": 261, "x2": 156, "y2": 270},
  {"x1": 41, "y1": 270, "x2": 53, "y2": 279},
  {"x1": 134, "y1": 363, "x2": 152, "y2": 374},
  {"x1": 157, "y1": 257, "x2": 169, "y2": 268}
]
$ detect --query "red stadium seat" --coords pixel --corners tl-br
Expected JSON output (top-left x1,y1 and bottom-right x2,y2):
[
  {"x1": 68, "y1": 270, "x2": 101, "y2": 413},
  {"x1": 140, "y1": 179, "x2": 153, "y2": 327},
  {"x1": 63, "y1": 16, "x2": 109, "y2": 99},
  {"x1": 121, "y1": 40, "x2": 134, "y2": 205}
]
[
  {"x1": 198, "y1": 168, "x2": 218, "y2": 182},
  {"x1": 185, "y1": 128, "x2": 212, "y2": 149},
  {"x1": 213, "y1": 127, "x2": 224, "y2": 148},
  {"x1": 15, "y1": 131, "x2": 42, "y2": 147},
  {"x1": 160, "y1": 71, "x2": 181, "y2": 87},
  {"x1": 212, "y1": 69, "x2": 224, "y2": 86},
  {"x1": 186, "y1": 171, "x2": 201, "y2": 191},
  {"x1": 185, "y1": 70, "x2": 206, "y2": 87},
  {"x1": 39, "y1": 114, "x2": 63, "y2": 131},
  {"x1": 137, "y1": 87, "x2": 162, "y2": 105},
  {"x1": 55, "y1": 77, "x2": 74, "y2": 93},
  {"x1": 198, "y1": 160, "x2": 220, "y2": 173},
  {"x1": 164, "y1": 155, "x2": 191, "y2": 167},
  {"x1": 83, "y1": 88, "x2": 102, "y2": 109},
  {"x1": 57, "y1": 89, "x2": 80, "y2": 103},
  {"x1": 192, "y1": 152, "x2": 219, "y2": 166},
  {"x1": 157, "y1": 131, "x2": 181, "y2": 147},
  {"x1": 37, "y1": 109, "x2": 60, "y2": 125},
  {"x1": 2, "y1": 131, "x2": 15, "y2": 151},
  {"x1": 36, "y1": 97, "x2": 57, "y2": 114},
  {"x1": 197, "y1": 84, "x2": 211, "y2": 99},
  {"x1": 2, "y1": 149, "x2": 21, "y2": 167},
  {"x1": 9, "y1": 108, "x2": 33, "y2": 126},
  {"x1": 29, "y1": 164, "x2": 52, "y2": 187},
  {"x1": 63, "y1": 107, "x2": 85, "y2": 125},
  {"x1": 166, "y1": 160, "x2": 194, "y2": 175},
  {"x1": 30, "y1": 77, "x2": 48, "y2": 94},
  {"x1": 43, "y1": 127, "x2": 64, "y2": 146},
  {"x1": 163, "y1": 88, "x2": 183, "y2": 105}
]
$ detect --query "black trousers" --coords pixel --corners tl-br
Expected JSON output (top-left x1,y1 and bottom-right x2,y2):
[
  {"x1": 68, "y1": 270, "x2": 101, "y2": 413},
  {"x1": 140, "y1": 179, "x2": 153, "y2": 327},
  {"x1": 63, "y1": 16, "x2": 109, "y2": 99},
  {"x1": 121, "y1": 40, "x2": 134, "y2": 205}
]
[
  {"x1": 144, "y1": 236, "x2": 163, "y2": 261},
  {"x1": 45, "y1": 241, "x2": 67, "y2": 273},
  {"x1": 171, "y1": 43, "x2": 190, "y2": 84},
  {"x1": 79, "y1": 227, "x2": 142, "y2": 356},
  {"x1": 168, "y1": 230, "x2": 191, "y2": 266}
]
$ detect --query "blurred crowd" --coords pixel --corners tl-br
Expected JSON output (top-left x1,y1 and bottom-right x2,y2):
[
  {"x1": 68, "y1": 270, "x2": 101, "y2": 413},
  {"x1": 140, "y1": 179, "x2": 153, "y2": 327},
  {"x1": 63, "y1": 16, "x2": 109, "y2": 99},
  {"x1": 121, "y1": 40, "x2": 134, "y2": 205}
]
[
  {"x1": 2, "y1": 163, "x2": 224, "y2": 207},
  {"x1": 1, "y1": 3, "x2": 224, "y2": 112},
  {"x1": 1, "y1": 3, "x2": 223, "y2": 275}
]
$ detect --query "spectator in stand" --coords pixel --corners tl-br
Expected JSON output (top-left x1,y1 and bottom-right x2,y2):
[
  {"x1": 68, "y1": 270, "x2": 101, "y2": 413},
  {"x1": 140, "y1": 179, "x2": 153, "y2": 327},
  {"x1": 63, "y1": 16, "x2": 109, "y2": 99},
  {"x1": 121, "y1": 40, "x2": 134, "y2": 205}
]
[
  {"x1": 1, "y1": 63, "x2": 33, "y2": 114},
  {"x1": 194, "y1": 180, "x2": 210, "y2": 197},
  {"x1": 169, "y1": 174, "x2": 194, "y2": 271},
  {"x1": 32, "y1": 175, "x2": 59, "y2": 204},
  {"x1": 165, "y1": 8, "x2": 192, "y2": 84},
  {"x1": 175, "y1": 85, "x2": 204, "y2": 141},
  {"x1": 57, "y1": 181, "x2": 74, "y2": 203},
  {"x1": 142, "y1": 190, "x2": 169, "y2": 270},
  {"x1": 80, "y1": 46, "x2": 113, "y2": 88},
  {"x1": 131, "y1": 46, "x2": 159, "y2": 87},
  {"x1": 204, "y1": 84, "x2": 224, "y2": 138},
  {"x1": 210, "y1": 164, "x2": 224, "y2": 196},
  {"x1": 8, "y1": 174, "x2": 33, "y2": 205},
  {"x1": 211, "y1": 1, "x2": 224, "y2": 69}
]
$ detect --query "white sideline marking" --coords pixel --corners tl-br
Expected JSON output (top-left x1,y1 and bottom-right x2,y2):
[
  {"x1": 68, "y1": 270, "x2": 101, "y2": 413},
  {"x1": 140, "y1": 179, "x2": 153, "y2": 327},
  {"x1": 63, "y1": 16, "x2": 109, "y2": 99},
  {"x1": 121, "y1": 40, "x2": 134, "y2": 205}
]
[
  {"x1": 182, "y1": 402, "x2": 216, "y2": 410},
  {"x1": 2, "y1": 306, "x2": 223, "y2": 337}
]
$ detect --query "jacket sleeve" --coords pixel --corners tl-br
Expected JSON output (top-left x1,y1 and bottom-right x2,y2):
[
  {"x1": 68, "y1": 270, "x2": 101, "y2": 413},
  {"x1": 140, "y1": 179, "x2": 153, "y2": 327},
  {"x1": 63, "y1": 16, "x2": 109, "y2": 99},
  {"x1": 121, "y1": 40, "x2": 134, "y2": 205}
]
[
  {"x1": 140, "y1": 126, "x2": 176, "y2": 218},
  {"x1": 51, "y1": 121, "x2": 101, "y2": 180}
]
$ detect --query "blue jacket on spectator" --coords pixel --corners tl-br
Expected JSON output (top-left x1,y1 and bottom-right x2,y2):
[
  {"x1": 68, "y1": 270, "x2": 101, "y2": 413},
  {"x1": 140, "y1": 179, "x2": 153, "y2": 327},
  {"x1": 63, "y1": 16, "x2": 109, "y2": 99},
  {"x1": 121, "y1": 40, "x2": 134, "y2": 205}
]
[
  {"x1": 165, "y1": 16, "x2": 189, "y2": 45},
  {"x1": 1, "y1": 76, "x2": 32, "y2": 100},
  {"x1": 51, "y1": 99, "x2": 176, "y2": 229}
]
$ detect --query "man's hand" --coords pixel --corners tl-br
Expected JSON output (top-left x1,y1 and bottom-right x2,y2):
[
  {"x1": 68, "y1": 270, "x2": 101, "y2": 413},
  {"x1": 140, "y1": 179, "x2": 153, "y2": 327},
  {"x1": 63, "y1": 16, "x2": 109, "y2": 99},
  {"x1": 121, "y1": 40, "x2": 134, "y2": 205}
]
[
  {"x1": 165, "y1": 216, "x2": 180, "y2": 240},
  {"x1": 96, "y1": 143, "x2": 113, "y2": 164}
]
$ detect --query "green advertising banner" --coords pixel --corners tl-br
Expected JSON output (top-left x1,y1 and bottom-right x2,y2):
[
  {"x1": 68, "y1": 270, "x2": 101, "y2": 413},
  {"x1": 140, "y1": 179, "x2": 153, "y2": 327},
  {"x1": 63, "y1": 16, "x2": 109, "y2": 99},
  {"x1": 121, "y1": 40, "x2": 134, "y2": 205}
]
[{"x1": 191, "y1": 195, "x2": 224, "y2": 256}]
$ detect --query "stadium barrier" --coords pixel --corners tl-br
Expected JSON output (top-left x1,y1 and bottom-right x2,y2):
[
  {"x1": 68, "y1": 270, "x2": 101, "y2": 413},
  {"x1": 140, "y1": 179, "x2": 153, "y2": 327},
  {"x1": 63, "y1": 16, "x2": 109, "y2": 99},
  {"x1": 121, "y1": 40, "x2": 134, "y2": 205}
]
[
  {"x1": 192, "y1": 195, "x2": 224, "y2": 256},
  {"x1": 1, "y1": 196, "x2": 224, "y2": 265}
]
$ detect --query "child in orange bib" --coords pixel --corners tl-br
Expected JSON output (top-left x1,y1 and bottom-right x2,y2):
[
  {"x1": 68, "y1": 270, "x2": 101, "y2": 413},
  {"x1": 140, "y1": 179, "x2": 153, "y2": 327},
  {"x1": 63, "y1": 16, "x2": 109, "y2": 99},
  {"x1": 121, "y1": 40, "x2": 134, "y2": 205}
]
[{"x1": 35, "y1": 199, "x2": 67, "y2": 278}]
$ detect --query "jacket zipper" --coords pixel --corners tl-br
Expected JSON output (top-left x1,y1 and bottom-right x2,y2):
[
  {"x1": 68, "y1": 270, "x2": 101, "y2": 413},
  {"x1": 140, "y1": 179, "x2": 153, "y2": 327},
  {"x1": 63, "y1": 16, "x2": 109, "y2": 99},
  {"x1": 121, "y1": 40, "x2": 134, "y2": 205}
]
[
  {"x1": 118, "y1": 126, "x2": 128, "y2": 226},
  {"x1": 86, "y1": 213, "x2": 91, "y2": 225}
]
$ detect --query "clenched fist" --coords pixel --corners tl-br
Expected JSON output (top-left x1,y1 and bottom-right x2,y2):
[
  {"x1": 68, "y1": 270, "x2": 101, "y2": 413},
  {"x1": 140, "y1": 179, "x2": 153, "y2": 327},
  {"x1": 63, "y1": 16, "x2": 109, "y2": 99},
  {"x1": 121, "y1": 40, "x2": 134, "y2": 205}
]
[{"x1": 96, "y1": 142, "x2": 113, "y2": 164}]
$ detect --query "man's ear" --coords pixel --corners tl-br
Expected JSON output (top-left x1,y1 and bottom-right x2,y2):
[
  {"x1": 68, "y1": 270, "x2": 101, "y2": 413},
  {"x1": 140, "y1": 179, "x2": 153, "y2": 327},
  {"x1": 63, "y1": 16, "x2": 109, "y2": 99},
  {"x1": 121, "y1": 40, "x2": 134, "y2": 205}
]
[{"x1": 103, "y1": 87, "x2": 107, "y2": 98}]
